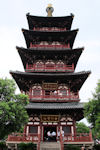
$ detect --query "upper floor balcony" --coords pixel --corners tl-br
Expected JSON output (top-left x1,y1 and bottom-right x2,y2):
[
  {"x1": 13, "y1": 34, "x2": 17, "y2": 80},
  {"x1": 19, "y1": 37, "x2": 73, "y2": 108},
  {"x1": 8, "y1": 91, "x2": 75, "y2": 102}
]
[
  {"x1": 28, "y1": 87, "x2": 79, "y2": 102},
  {"x1": 30, "y1": 42, "x2": 70, "y2": 49},
  {"x1": 26, "y1": 63, "x2": 74, "y2": 73},
  {"x1": 33, "y1": 27, "x2": 67, "y2": 31}
]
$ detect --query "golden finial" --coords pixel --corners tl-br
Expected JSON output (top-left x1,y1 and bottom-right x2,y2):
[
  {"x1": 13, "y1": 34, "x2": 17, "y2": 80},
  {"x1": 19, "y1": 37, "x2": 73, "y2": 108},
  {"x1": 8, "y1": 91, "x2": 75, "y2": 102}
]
[
  {"x1": 48, "y1": 4, "x2": 52, "y2": 7},
  {"x1": 46, "y1": 4, "x2": 54, "y2": 17}
]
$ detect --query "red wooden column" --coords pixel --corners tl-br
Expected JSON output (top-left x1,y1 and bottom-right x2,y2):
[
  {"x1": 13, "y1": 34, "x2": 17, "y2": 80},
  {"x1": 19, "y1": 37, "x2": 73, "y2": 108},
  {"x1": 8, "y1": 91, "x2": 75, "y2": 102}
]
[
  {"x1": 72, "y1": 63, "x2": 74, "y2": 71},
  {"x1": 60, "y1": 126, "x2": 64, "y2": 150},
  {"x1": 23, "y1": 125, "x2": 27, "y2": 141},
  {"x1": 42, "y1": 89, "x2": 44, "y2": 99},
  {"x1": 73, "y1": 120, "x2": 76, "y2": 136},
  {"x1": 37, "y1": 126, "x2": 41, "y2": 150},
  {"x1": 89, "y1": 129, "x2": 93, "y2": 141}
]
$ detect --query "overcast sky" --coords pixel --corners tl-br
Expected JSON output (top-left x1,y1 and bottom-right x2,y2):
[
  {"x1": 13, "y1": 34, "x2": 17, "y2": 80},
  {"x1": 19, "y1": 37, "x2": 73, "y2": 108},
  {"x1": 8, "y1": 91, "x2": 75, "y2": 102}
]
[{"x1": 0, "y1": 0, "x2": 100, "y2": 103}]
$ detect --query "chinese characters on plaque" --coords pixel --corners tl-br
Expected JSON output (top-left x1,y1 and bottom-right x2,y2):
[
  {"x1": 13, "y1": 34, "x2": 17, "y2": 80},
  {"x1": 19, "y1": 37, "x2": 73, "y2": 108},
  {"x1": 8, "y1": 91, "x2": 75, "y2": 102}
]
[
  {"x1": 42, "y1": 83, "x2": 58, "y2": 90},
  {"x1": 41, "y1": 115, "x2": 59, "y2": 122}
]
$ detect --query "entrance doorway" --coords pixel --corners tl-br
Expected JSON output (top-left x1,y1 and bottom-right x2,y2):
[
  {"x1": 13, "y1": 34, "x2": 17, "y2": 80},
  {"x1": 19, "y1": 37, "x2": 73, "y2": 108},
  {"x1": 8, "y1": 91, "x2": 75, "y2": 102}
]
[{"x1": 44, "y1": 126, "x2": 56, "y2": 142}]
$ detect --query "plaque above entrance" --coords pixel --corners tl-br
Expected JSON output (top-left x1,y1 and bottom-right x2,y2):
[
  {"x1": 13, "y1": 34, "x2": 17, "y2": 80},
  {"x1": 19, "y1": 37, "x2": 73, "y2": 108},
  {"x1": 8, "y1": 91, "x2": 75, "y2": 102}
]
[
  {"x1": 41, "y1": 115, "x2": 59, "y2": 122},
  {"x1": 42, "y1": 82, "x2": 58, "y2": 90}
]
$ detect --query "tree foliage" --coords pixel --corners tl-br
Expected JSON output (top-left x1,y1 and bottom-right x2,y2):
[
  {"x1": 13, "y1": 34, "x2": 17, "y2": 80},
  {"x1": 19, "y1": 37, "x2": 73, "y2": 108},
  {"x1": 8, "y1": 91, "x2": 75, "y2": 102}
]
[
  {"x1": 84, "y1": 79, "x2": 100, "y2": 138},
  {"x1": 0, "y1": 78, "x2": 29, "y2": 140},
  {"x1": 64, "y1": 144, "x2": 80, "y2": 150},
  {"x1": 76, "y1": 122, "x2": 89, "y2": 133},
  {"x1": 0, "y1": 78, "x2": 16, "y2": 102},
  {"x1": 17, "y1": 143, "x2": 37, "y2": 150}
]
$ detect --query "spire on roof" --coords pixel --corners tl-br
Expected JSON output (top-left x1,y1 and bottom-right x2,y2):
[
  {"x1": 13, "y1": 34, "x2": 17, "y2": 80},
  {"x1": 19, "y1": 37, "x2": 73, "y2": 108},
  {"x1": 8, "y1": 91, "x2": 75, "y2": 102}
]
[{"x1": 46, "y1": 4, "x2": 54, "y2": 17}]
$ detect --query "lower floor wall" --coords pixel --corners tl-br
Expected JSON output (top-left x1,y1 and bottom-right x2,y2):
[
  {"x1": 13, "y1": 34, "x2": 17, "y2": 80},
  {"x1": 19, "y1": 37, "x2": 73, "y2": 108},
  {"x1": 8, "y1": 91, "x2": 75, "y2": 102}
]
[
  {"x1": 6, "y1": 114, "x2": 94, "y2": 149},
  {"x1": 25, "y1": 114, "x2": 75, "y2": 142}
]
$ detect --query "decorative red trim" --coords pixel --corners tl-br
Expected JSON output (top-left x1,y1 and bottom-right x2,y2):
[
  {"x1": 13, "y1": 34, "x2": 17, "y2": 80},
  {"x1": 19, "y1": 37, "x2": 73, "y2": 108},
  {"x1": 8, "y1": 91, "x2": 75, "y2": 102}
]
[
  {"x1": 29, "y1": 89, "x2": 79, "y2": 101},
  {"x1": 33, "y1": 27, "x2": 67, "y2": 31},
  {"x1": 26, "y1": 63, "x2": 74, "y2": 73},
  {"x1": 7, "y1": 132, "x2": 93, "y2": 143},
  {"x1": 30, "y1": 43, "x2": 70, "y2": 49}
]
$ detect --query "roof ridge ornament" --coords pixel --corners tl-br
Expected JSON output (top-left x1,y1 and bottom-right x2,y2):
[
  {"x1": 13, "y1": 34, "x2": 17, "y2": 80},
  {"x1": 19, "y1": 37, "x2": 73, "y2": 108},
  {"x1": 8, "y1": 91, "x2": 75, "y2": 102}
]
[{"x1": 46, "y1": 4, "x2": 54, "y2": 17}]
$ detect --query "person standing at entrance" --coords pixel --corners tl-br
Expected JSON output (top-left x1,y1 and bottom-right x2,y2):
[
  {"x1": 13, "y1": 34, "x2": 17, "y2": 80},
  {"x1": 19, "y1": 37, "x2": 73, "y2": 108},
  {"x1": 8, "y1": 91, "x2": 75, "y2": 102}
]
[
  {"x1": 47, "y1": 130, "x2": 51, "y2": 141},
  {"x1": 52, "y1": 131, "x2": 56, "y2": 141},
  {"x1": 57, "y1": 130, "x2": 60, "y2": 141}
]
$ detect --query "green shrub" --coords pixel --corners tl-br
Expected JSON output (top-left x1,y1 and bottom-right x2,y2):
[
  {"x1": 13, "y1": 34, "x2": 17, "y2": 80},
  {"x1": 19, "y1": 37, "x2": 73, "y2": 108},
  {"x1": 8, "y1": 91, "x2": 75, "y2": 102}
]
[
  {"x1": 64, "y1": 144, "x2": 80, "y2": 150},
  {"x1": 17, "y1": 142, "x2": 37, "y2": 150},
  {"x1": 93, "y1": 144, "x2": 100, "y2": 150},
  {"x1": 0, "y1": 141, "x2": 7, "y2": 150}
]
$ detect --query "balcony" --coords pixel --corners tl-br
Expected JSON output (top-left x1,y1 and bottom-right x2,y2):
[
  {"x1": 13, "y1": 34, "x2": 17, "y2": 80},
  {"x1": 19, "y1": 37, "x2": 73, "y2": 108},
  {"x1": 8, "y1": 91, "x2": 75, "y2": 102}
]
[
  {"x1": 30, "y1": 43, "x2": 70, "y2": 49},
  {"x1": 64, "y1": 133, "x2": 93, "y2": 143},
  {"x1": 33, "y1": 27, "x2": 67, "y2": 31},
  {"x1": 7, "y1": 132, "x2": 93, "y2": 143},
  {"x1": 29, "y1": 90, "x2": 79, "y2": 102},
  {"x1": 7, "y1": 133, "x2": 39, "y2": 142},
  {"x1": 26, "y1": 64, "x2": 74, "y2": 72}
]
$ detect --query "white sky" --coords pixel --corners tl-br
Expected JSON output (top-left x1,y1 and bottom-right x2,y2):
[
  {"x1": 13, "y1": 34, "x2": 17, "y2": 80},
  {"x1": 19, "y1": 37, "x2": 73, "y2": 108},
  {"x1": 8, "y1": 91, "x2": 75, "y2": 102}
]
[{"x1": 0, "y1": 0, "x2": 100, "y2": 103}]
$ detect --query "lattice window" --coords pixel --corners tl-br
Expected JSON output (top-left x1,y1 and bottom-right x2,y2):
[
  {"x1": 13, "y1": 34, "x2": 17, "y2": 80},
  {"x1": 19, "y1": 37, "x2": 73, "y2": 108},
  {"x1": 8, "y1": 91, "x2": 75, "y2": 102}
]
[
  {"x1": 45, "y1": 60, "x2": 55, "y2": 68},
  {"x1": 32, "y1": 86, "x2": 42, "y2": 96},
  {"x1": 56, "y1": 61, "x2": 64, "y2": 68},
  {"x1": 29, "y1": 126, "x2": 38, "y2": 133},
  {"x1": 63, "y1": 126, "x2": 71, "y2": 134},
  {"x1": 36, "y1": 61, "x2": 44, "y2": 69},
  {"x1": 58, "y1": 86, "x2": 69, "y2": 96}
]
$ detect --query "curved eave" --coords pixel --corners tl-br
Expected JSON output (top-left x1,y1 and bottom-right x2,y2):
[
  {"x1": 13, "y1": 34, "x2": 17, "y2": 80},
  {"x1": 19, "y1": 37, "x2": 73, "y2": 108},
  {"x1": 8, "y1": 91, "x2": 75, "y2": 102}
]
[
  {"x1": 16, "y1": 46, "x2": 84, "y2": 70},
  {"x1": 26, "y1": 13, "x2": 74, "y2": 30},
  {"x1": 26, "y1": 102, "x2": 84, "y2": 121},
  {"x1": 22, "y1": 29, "x2": 78, "y2": 49},
  {"x1": 26, "y1": 102, "x2": 83, "y2": 109},
  {"x1": 10, "y1": 71, "x2": 91, "y2": 92}
]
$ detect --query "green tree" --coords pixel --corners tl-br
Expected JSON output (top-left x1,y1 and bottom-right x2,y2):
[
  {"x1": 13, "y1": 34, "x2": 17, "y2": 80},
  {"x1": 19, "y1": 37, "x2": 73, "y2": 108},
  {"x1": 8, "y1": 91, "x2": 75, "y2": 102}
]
[
  {"x1": 76, "y1": 122, "x2": 89, "y2": 133},
  {"x1": 0, "y1": 78, "x2": 16, "y2": 102},
  {"x1": 0, "y1": 78, "x2": 29, "y2": 140},
  {"x1": 84, "y1": 79, "x2": 100, "y2": 138}
]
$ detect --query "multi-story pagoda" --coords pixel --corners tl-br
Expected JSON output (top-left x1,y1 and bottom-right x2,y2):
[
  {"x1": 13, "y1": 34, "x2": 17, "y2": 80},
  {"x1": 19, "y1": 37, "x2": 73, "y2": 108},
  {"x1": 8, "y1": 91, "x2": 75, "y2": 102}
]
[{"x1": 7, "y1": 4, "x2": 94, "y2": 150}]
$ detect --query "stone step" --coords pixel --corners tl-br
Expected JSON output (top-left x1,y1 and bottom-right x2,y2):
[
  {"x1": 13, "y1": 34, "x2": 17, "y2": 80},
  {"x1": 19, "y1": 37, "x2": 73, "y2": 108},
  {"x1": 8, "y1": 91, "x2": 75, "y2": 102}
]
[{"x1": 40, "y1": 142, "x2": 61, "y2": 150}]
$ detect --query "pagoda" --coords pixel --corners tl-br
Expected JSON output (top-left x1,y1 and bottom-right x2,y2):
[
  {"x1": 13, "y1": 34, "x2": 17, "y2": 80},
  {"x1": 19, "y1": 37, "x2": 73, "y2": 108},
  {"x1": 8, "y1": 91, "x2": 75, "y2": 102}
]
[{"x1": 7, "y1": 4, "x2": 94, "y2": 150}]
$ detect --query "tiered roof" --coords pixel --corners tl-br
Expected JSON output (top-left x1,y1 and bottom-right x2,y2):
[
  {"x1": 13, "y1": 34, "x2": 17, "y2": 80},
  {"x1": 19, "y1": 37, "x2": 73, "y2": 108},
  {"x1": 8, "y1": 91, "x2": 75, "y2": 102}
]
[
  {"x1": 26, "y1": 13, "x2": 74, "y2": 30},
  {"x1": 10, "y1": 71, "x2": 90, "y2": 92},
  {"x1": 26, "y1": 102, "x2": 84, "y2": 121},
  {"x1": 17, "y1": 46, "x2": 84, "y2": 70},
  {"x1": 10, "y1": 11, "x2": 91, "y2": 117},
  {"x1": 22, "y1": 29, "x2": 78, "y2": 48}
]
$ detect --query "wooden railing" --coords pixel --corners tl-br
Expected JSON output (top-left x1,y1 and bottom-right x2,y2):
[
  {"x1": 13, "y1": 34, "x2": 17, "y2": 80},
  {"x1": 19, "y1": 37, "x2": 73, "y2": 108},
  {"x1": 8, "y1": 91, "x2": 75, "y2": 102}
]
[
  {"x1": 30, "y1": 43, "x2": 70, "y2": 49},
  {"x1": 7, "y1": 133, "x2": 38, "y2": 142},
  {"x1": 7, "y1": 132, "x2": 93, "y2": 143},
  {"x1": 29, "y1": 90, "x2": 79, "y2": 101},
  {"x1": 64, "y1": 133, "x2": 93, "y2": 142},
  {"x1": 26, "y1": 64, "x2": 74, "y2": 72},
  {"x1": 33, "y1": 27, "x2": 67, "y2": 31}
]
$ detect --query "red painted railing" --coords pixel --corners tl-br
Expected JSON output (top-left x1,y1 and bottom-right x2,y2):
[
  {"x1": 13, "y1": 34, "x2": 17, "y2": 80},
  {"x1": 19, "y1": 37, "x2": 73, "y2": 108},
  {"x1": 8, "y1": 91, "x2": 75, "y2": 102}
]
[
  {"x1": 7, "y1": 133, "x2": 38, "y2": 142},
  {"x1": 30, "y1": 43, "x2": 70, "y2": 49},
  {"x1": 64, "y1": 133, "x2": 93, "y2": 142},
  {"x1": 7, "y1": 132, "x2": 93, "y2": 143},
  {"x1": 26, "y1": 64, "x2": 74, "y2": 72},
  {"x1": 29, "y1": 90, "x2": 79, "y2": 101},
  {"x1": 33, "y1": 27, "x2": 67, "y2": 31}
]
